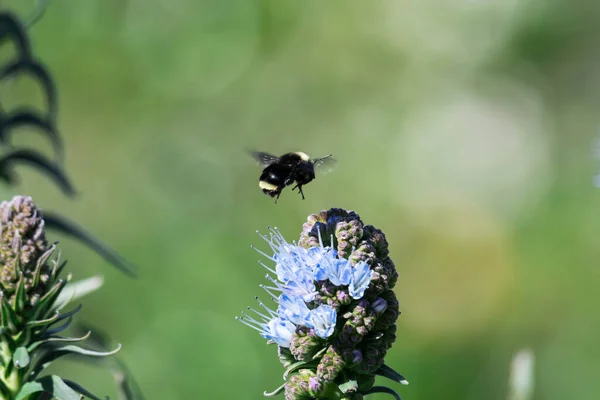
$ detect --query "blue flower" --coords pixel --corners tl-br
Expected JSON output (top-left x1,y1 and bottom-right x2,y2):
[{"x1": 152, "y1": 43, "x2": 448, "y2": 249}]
[
  {"x1": 261, "y1": 317, "x2": 296, "y2": 347},
  {"x1": 278, "y1": 293, "x2": 311, "y2": 325},
  {"x1": 307, "y1": 305, "x2": 337, "y2": 339},
  {"x1": 314, "y1": 256, "x2": 352, "y2": 286},
  {"x1": 349, "y1": 261, "x2": 374, "y2": 299},
  {"x1": 236, "y1": 299, "x2": 296, "y2": 348},
  {"x1": 279, "y1": 269, "x2": 318, "y2": 302},
  {"x1": 305, "y1": 246, "x2": 337, "y2": 271}
]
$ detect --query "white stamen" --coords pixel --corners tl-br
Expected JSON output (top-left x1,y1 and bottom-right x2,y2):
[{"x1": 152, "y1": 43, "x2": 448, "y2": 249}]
[
  {"x1": 251, "y1": 245, "x2": 276, "y2": 262},
  {"x1": 258, "y1": 260, "x2": 276, "y2": 274},
  {"x1": 259, "y1": 283, "x2": 280, "y2": 299},
  {"x1": 317, "y1": 226, "x2": 324, "y2": 248},
  {"x1": 246, "y1": 306, "x2": 272, "y2": 321}
]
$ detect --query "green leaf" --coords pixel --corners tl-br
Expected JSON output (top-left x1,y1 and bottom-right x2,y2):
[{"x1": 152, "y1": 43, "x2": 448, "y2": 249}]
[
  {"x1": 14, "y1": 382, "x2": 43, "y2": 400},
  {"x1": 70, "y1": 323, "x2": 145, "y2": 400},
  {"x1": 375, "y1": 364, "x2": 409, "y2": 385},
  {"x1": 282, "y1": 360, "x2": 317, "y2": 380},
  {"x1": 28, "y1": 331, "x2": 91, "y2": 353},
  {"x1": 263, "y1": 383, "x2": 286, "y2": 397},
  {"x1": 311, "y1": 347, "x2": 328, "y2": 360},
  {"x1": 30, "y1": 343, "x2": 122, "y2": 379},
  {"x1": 338, "y1": 380, "x2": 358, "y2": 394},
  {"x1": 1, "y1": 294, "x2": 20, "y2": 331},
  {"x1": 44, "y1": 315, "x2": 73, "y2": 336},
  {"x1": 33, "y1": 244, "x2": 57, "y2": 287},
  {"x1": 62, "y1": 379, "x2": 105, "y2": 400},
  {"x1": 0, "y1": 149, "x2": 76, "y2": 196},
  {"x1": 15, "y1": 375, "x2": 83, "y2": 400},
  {"x1": 364, "y1": 386, "x2": 403, "y2": 400},
  {"x1": 13, "y1": 273, "x2": 27, "y2": 313},
  {"x1": 13, "y1": 347, "x2": 30, "y2": 369},
  {"x1": 32, "y1": 280, "x2": 65, "y2": 321},
  {"x1": 26, "y1": 311, "x2": 59, "y2": 329},
  {"x1": 53, "y1": 276, "x2": 104, "y2": 311}
]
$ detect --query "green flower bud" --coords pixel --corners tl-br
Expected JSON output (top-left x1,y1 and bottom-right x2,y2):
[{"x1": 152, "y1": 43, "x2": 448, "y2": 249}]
[
  {"x1": 314, "y1": 282, "x2": 352, "y2": 310},
  {"x1": 284, "y1": 369, "x2": 339, "y2": 400},
  {"x1": 317, "y1": 345, "x2": 346, "y2": 383},
  {"x1": 290, "y1": 327, "x2": 322, "y2": 361}
]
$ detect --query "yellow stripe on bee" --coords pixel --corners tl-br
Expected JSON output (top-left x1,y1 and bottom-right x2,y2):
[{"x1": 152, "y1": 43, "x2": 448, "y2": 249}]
[
  {"x1": 259, "y1": 181, "x2": 278, "y2": 191},
  {"x1": 294, "y1": 152, "x2": 310, "y2": 161}
]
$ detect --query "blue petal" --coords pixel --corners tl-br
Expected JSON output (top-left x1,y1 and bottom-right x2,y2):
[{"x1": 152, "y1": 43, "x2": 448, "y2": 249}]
[
  {"x1": 261, "y1": 318, "x2": 296, "y2": 347},
  {"x1": 278, "y1": 294, "x2": 311, "y2": 325},
  {"x1": 349, "y1": 261, "x2": 373, "y2": 299},
  {"x1": 307, "y1": 305, "x2": 337, "y2": 338},
  {"x1": 281, "y1": 270, "x2": 318, "y2": 302},
  {"x1": 327, "y1": 258, "x2": 353, "y2": 286}
]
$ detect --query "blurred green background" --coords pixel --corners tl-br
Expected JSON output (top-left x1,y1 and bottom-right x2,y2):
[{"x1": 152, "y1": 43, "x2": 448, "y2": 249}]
[{"x1": 2, "y1": 0, "x2": 600, "y2": 399}]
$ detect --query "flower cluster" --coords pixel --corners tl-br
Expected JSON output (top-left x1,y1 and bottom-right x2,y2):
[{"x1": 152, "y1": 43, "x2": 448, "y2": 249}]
[{"x1": 237, "y1": 208, "x2": 407, "y2": 400}]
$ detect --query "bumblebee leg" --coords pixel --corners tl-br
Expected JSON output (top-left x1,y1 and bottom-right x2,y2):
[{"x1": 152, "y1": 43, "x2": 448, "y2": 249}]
[
  {"x1": 297, "y1": 185, "x2": 305, "y2": 200},
  {"x1": 274, "y1": 191, "x2": 282, "y2": 204}
]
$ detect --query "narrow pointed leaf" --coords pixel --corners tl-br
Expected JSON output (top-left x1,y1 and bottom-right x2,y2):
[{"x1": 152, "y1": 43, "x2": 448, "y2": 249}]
[
  {"x1": 53, "y1": 276, "x2": 103, "y2": 311},
  {"x1": 30, "y1": 343, "x2": 123, "y2": 378},
  {"x1": 0, "y1": 12, "x2": 32, "y2": 58},
  {"x1": 33, "y1": 280, "x2": 65, "y2": 320},
  {"x1": 1, "y1": 295, "x2": 20, "y2": 331},
  {"x1": 43, "y1": 315, "x2": 73, "y2": 336},
  {"x1": 0, "y1": 149, "x2": 75, "y2": 196},
  {"x1": 13, "y1": 273, "x2": 26, "y2": 313},
  {"x1": 52, "y1": 343, "x2": 122, "y2": 357},
  {"x1": 26, "y1": 311, "x2": 59, "y2": 329},
  {"x1": 16, "y1": 375, "x2": 83, "y2": 400},
  {"x1": 0, "y1": 327, "x2": 16, "y2": 351},
  {"x1": 283, "y1": 360, "x2": 316, "y2": 380},
  {"x1": 364, "y1": 386, "x2": 402, "y2": 400},
  {"x1": 311, "y1": 346, "x2": 328, "y2": 360},
  {"x1": 13, "y1": 346, "x2": 30, "y2": 369},
  {"x1": 264, "y1": 383, "x2": 286, "y2": 397},
  {"x1": 33, "y1": 244, "x2": 56, "y2": 287},
  {"x1": 28, "y1": 331, "x2": 91, "y2": 353},
  {"x1": 375, "y1": 364, "x2": 409, "y2": 385},
  {"x1": 51, "y1": 304, "x2": 83, "y2": 324},
  {"x1": 71, "y1": 323, "x2": 146, "y2": 399},
  {"x1": 2, "y1": 108, "x2": 63, "y2": 161},
  {"x1": 62, "y1": 379, "x2": 105, "y2": 400},
  {"x1": 0, "y1": 60, "x2": 58, "y2": 119},
  {"x1": 43, "y1": 212, "x2": 138, "y2": 277}
]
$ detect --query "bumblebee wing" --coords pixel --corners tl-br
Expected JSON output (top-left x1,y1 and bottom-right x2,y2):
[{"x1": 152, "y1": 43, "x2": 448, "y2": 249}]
[
  {"x1": 312, "y1": 154, "x2": 336, "y2": 175},
  {"x1": 249, "y1": 151, "x2": 280, "y2": 167}
]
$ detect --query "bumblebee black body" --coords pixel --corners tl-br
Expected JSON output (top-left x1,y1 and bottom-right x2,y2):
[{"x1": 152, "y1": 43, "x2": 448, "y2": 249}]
[{"x1": 251, "y1": 151, "x2": 334, "y2": 203}]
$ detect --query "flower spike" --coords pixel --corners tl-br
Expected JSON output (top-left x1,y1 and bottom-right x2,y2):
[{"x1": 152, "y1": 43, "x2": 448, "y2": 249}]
[{"x1": 237, "y1": 208, "x2": 406, "y2": 399}]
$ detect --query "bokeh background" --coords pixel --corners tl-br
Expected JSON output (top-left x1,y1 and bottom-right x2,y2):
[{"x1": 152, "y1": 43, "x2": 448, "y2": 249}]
[{"x1": 2, "y1": 0, "x2": 600, "y2": 399}]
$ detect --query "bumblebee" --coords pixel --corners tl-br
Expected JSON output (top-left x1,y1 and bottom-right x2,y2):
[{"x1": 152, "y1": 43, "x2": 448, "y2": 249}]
[{"x1": 250, "y1": 151, "x2": 336, "y2": 202}]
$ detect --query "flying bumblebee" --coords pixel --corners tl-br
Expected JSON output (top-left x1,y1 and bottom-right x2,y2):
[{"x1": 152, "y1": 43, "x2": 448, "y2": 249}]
[{"x1": 250, "y1": 151, "x2": 336, "y2": 202}]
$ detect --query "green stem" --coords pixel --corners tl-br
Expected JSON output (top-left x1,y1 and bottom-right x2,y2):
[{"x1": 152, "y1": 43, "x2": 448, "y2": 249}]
[{"x1": 0, "y1": 340, "x2": 21, "y2": 399}]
